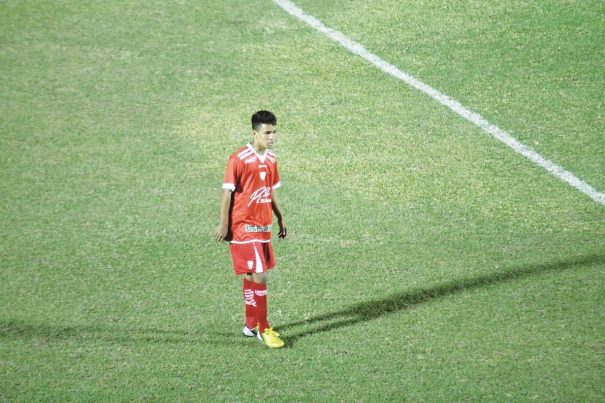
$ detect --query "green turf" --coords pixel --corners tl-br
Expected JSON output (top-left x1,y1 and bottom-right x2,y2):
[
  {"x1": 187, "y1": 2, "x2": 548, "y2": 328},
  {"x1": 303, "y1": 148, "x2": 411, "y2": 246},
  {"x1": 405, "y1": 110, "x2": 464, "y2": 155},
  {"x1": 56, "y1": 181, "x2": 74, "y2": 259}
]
[
  {"x1": 294, "y1": 0, "x2": 605, "y2": 190},
  {"x1": 1, "y1": 0, "x2": 604, "y2": 401}
]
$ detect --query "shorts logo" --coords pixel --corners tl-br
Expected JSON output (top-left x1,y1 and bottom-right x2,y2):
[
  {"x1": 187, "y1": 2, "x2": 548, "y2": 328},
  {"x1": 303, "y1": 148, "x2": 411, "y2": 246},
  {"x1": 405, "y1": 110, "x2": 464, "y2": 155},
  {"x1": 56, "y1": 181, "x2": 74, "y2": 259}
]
[
  {"x1": 247, "y1": 260, "x2": 254, "y2": 270},
  {"x1": 260, "y1": 172, "x2": 267, "y2": 181}
]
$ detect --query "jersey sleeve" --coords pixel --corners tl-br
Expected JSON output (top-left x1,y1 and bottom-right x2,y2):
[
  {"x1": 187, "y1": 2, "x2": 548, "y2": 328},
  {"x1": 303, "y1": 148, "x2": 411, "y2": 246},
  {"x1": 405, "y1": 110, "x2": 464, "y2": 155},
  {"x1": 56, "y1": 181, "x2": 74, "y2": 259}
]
[
  {"x1": 222, "y1": 155, "x2": 242, "y2": 191},
  {"x1": 272, "y1": 161, "x2": 281, "y2": 190}
]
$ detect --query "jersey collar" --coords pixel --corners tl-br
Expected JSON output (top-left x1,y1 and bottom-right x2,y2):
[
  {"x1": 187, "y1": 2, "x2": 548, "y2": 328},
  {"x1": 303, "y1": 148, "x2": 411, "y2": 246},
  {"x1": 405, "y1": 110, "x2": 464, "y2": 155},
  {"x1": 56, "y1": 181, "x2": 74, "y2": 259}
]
[{"x1": 247, "y1": 143, "x2": 267, "y2": 164}]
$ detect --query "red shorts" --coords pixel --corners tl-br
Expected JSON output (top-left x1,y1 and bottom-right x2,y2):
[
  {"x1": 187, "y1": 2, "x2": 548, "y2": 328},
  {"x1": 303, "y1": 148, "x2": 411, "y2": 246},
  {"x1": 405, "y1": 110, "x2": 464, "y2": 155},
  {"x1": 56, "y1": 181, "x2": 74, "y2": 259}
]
[{"x1": 229, "y1": 242, "x2": 275, "y2": 275}]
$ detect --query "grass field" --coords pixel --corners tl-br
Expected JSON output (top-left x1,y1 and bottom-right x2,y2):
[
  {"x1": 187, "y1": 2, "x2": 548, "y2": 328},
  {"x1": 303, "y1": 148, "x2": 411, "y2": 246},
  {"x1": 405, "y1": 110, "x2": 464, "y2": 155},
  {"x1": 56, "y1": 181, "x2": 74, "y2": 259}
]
[{"x1": 1, "y1": 0, "x2": 604, "y2": 401}]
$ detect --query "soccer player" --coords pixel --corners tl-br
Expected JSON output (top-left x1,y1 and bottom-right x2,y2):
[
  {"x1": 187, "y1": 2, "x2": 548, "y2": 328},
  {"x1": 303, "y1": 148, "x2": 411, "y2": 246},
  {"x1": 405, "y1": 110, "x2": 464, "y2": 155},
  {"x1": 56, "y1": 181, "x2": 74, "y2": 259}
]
[{"x1": 214, "y1": 110, "x2": 287, "y2": 349}]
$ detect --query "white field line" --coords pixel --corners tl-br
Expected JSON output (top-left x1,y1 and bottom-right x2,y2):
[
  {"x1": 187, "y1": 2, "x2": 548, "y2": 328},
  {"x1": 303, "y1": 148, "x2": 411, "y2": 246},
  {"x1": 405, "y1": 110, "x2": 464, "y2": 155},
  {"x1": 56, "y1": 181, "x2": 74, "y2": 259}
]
[{"x1": 274, "y1": 0, "x2": 605, "y2": 206}]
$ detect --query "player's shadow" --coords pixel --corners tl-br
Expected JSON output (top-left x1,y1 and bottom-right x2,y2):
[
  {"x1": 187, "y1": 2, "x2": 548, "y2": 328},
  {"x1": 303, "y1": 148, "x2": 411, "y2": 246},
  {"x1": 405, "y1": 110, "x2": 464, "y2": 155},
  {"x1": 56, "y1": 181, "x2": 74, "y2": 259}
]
[
  {"x1": 3, "y1": 254, "x2": 602, "y2": 348},
  {"x1": 279, "y1": 253, "x2": 605, "y2": 345}
]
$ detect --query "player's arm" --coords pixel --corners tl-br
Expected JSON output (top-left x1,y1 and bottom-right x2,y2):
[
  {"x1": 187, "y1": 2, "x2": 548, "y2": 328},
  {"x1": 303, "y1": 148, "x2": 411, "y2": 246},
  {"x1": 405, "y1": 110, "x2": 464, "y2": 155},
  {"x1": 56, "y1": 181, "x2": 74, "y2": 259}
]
[
  {"x1": 214, "y1": 188, "x2": 233, "y2": 241},
  {"x1": 271, "y1": 190, "x2": 287, "y2": 239}
]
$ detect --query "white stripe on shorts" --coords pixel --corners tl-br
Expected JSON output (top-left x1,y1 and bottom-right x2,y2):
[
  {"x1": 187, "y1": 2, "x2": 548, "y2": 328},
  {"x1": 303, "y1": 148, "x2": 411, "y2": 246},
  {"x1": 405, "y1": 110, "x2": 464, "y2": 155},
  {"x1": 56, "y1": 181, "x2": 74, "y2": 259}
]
[{"x1": 253, "y1": 243, "x2": 264, "y2": 273}]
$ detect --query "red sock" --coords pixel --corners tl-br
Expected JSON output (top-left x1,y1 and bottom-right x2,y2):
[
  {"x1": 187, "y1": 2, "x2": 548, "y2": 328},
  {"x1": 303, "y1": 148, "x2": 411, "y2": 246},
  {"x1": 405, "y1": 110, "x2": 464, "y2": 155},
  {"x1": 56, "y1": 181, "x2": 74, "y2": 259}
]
[
  {"x1": 253, "y1": 282, "x2": 270, "y2": 332},
  {"x1": 243, "y1": 277, "x2": 257, "y2": 329}
]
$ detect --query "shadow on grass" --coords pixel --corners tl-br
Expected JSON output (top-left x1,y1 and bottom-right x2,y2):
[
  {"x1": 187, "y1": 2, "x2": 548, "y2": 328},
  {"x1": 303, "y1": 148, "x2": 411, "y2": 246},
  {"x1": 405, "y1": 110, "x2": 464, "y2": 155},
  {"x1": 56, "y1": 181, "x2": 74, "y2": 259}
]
[
  {"x1": 279, "y1": 253, "x2": 605, "y2": 345},
  {"x1": 2, "y1": 254, "x2": 603, "y2": 348}
]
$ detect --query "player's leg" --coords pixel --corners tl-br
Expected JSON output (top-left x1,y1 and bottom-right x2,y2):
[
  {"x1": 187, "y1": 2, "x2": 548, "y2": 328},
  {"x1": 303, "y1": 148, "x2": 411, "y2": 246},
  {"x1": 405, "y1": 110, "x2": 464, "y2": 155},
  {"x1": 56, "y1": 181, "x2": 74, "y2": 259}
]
[
  {"x1": 250, "y1": 244, "x2": 272, "y2": 333},
  {"x1": 251, "y1": 243, "x2": 284, "y2": 348},
  {"x1": 251, "y1": 272, "x2": 282, "y2": 348},
  {"x1": 242, "y1": 273, "x2": 257, "y2": 337},
  {"x1": 251, "y1": 271, "x2": 269, "y2": 332},
  {"x1": 230, "y1": 244, "x2": 259, "y2": 337}
]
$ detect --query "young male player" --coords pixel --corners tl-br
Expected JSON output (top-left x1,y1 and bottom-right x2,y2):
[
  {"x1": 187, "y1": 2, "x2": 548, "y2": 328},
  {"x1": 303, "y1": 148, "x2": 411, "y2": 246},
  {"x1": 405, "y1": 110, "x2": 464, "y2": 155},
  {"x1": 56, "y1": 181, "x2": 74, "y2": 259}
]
[{"x1": 214, "y1": 110, "x2": 287, "y2": 349}]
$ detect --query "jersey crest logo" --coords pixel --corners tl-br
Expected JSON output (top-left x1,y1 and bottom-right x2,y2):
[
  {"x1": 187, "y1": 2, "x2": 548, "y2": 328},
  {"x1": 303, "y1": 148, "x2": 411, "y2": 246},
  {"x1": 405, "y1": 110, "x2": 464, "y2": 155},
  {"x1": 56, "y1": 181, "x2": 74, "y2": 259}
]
[{"x1": 260, "y1": 172, "x2": 267, "y2": 181}]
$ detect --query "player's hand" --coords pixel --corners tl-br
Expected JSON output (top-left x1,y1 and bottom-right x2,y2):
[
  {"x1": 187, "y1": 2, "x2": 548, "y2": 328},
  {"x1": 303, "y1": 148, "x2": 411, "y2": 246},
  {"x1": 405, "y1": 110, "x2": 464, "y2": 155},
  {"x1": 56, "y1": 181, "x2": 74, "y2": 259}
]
[
  {"x1": 277, "y1": 220, "x2": 287, "y2": 239},
  {"x1": 214, "y1": 223, "x2": 229, "y2": 241}
]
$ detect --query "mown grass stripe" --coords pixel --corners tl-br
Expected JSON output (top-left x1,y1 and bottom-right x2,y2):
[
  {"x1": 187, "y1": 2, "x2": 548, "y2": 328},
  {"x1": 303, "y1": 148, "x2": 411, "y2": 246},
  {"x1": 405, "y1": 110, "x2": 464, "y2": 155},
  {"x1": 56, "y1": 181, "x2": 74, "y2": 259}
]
[{"x1": 274, "y1": 0, "x2": 605, "y2": 206}]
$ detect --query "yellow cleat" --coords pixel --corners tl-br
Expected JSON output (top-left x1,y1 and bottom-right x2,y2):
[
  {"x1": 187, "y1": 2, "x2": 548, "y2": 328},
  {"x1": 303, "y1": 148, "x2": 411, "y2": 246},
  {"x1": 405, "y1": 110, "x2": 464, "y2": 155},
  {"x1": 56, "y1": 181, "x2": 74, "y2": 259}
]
[{"x1": 258, "y1": 328, "x2": 285, "y2": 348}]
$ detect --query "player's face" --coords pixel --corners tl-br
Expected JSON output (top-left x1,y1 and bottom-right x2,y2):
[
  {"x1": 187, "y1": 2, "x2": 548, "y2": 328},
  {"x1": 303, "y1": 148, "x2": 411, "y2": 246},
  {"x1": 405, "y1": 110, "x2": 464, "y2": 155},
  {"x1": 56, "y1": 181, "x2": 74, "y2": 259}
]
[{"x1": 253, "y1": 123, "x2": 277, "y2": 151}]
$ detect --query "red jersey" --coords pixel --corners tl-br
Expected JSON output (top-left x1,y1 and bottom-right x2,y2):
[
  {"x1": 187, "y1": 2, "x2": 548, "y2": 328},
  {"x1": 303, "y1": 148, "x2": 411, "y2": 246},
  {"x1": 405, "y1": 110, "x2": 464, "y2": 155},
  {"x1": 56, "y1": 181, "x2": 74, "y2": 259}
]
[{"x1": 222, "y1": 144, "x2": 281, "y2": 244}]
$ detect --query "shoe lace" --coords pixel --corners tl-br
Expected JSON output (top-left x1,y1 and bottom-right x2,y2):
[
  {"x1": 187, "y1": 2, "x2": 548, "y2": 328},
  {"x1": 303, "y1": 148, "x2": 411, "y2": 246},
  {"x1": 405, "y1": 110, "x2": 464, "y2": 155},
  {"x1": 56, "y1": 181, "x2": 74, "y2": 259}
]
[{"x1": 265, "y1": 328, "x2": 280, "y2": 337}]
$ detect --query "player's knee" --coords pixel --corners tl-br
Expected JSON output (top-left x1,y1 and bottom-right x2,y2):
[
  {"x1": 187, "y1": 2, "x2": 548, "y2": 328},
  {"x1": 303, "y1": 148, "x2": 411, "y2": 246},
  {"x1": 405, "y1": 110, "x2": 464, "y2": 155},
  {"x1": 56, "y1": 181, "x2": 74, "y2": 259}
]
[{"x1": 251, "y1": 272, "x2": 268, "y2": 284}]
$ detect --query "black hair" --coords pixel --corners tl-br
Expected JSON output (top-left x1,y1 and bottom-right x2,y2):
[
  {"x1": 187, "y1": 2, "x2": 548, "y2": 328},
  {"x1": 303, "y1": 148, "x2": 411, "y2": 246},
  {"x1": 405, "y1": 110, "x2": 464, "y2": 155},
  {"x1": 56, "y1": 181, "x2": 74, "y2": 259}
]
[{"x1": 251, "y1": 110, "x2": 277, "y2": 130}]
